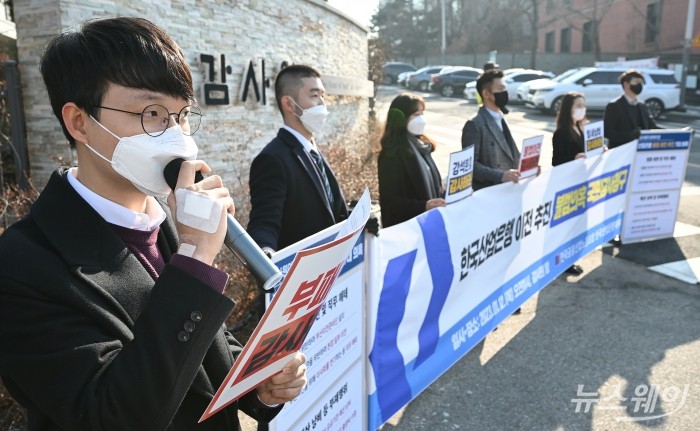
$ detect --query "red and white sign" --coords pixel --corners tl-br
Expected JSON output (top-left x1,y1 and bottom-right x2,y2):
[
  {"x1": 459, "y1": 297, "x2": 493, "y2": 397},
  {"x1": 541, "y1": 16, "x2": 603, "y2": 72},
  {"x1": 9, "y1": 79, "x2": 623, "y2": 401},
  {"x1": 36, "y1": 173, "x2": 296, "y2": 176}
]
[
  {"x1": 518, "y1": 135, "x2": 543, "y2": 179},
  {"x1": 200, "y1": 190, "x2": 370, "y2": 422}
]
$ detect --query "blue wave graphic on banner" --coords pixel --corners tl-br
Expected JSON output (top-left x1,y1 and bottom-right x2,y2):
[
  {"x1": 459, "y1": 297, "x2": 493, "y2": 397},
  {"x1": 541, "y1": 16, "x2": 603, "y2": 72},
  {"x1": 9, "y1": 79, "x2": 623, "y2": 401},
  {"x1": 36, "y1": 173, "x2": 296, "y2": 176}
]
[
  {"x1": 369, "y1": 249, "x2": 416, "y2": 423},
  {"x1": 414, "y1": 210, "x2": 454, "y2": 368},
  {"x1": 369, "y1": 213, "x2": 624, "y2": 430},
  {"x1": 369, "y1": 210, "x2": 455, "y2": 424}
]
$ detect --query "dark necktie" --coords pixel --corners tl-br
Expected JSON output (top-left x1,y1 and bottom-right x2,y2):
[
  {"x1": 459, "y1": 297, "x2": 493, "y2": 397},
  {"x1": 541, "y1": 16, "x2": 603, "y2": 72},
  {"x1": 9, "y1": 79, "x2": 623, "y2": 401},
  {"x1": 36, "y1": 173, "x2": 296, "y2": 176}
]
[
  {"x1": 309, "y1": 149, "x2": 334, "y2": 206},
  {"x1": 501, "y1": 118, "x2": 514, "y2": 145},
  {"x1": 501, "y1": 118, "x2": 518, "y2": 160}
]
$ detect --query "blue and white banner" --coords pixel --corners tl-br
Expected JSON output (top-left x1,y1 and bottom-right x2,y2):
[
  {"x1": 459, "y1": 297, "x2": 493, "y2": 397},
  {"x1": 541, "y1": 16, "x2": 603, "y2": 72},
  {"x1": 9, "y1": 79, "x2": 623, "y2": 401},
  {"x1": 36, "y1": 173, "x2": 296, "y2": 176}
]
[{"x1": 366, "y1": 142, "x2": 637, "y2": 430}]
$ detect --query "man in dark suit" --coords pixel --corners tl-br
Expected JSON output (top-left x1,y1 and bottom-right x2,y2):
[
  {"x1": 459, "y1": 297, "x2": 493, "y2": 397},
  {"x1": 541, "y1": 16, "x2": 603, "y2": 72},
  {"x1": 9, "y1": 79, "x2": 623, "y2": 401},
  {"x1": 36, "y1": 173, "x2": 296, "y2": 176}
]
[
  {"x1": 461, "y1": 69, "x2": 521, "y2": 191},
  {"x1": 0, "y1": 17, "x2": 306, "y2": 430},
  {"x1": 604, "y1": 69, "x2": 660, "y2": 148},
  {"x1": 248, "y1": 65, "x2": 349, "y2": 253}
]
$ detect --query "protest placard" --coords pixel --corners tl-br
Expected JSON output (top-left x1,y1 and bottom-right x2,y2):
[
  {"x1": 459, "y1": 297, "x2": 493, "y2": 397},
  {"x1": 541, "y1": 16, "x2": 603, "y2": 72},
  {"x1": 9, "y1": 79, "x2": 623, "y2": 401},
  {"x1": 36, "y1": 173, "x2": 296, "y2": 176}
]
[
  {"x1": 583, "y1": 121, "x2": 605, "y2": 157},
  {"x1": 445, "y1": 147, "x2": 474, "y2": 204},
  {"x1": 621, "y1": 129, "x2": 693, "y2": 243},
  {"x1": 200, "y1": 190, "x2": 370, "y2": 422},
  {"x1": 518, "y1": 135, "x2": 543, "y2": 179}
]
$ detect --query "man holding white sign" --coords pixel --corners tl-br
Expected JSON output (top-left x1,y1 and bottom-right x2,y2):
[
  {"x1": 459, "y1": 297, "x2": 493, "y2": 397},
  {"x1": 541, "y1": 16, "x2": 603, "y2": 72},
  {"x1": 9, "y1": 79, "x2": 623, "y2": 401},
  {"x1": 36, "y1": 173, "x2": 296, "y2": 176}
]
[{"x1": 461, "y1": 69, "x2": 522, "y2": 190}]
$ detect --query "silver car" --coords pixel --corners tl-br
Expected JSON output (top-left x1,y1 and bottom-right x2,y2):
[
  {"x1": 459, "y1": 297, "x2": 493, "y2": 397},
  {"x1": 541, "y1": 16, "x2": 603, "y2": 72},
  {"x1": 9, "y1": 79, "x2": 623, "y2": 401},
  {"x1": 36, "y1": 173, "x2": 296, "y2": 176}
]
[{"x1": 406, "y1": 65, "x2": 450, "y2": 91}]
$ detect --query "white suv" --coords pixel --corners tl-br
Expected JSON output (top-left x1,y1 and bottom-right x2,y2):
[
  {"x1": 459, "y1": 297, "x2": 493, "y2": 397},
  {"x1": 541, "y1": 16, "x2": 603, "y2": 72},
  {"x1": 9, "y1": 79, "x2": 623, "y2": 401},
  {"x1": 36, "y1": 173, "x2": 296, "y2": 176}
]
[
  {"x1": 464, "y1": 69, "x2": 554, "y2": 103},
  {"x1": 529, "y1": 67, "x2": 680, "y2": 118}
]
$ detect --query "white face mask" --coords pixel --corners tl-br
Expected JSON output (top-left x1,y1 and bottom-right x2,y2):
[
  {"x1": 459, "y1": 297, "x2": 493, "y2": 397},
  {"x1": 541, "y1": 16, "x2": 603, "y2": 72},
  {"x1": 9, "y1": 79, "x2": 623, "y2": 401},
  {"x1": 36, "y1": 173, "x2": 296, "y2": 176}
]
[
  {"x1": 407, "y1": 115, "x2": 427, "y2": 136},
  {"x1": 572, "y1": 107, "x2": 586, "y2": 122},
  {"x1": 87, "y1": 117, "x2": 198, "y2": 198},
  {"x1": 292, "y1": 99, "x2": 329, "y2": 135}
]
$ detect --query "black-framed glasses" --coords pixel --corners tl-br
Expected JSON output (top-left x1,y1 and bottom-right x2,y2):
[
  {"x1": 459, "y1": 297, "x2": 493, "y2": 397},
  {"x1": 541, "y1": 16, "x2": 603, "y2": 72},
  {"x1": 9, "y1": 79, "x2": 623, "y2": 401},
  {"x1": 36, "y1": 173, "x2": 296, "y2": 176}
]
[{"x1": 93, "y1": 104, "x2": 202, "y2": 137}]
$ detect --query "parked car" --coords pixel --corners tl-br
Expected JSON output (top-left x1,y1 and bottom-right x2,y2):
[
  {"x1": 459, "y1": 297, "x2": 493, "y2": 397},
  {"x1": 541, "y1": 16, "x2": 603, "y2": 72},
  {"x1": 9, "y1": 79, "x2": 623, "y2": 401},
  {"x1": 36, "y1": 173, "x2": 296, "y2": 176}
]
[
  {"x1": 406, "y1": 65, "x2": 449, "y2": 91},
  {"x1": 430, "y1": 66, "x2": 482, "y2": 97},
  {"x1": 464, "y1": 69, "x2": 555, "y2": 103},
  {"x1": 529, "y1": 67, "x2": 680, "y2": 117},
  {"x1": 517, "y1": 68, "x2": 581, "y2": 104},
  {"x1": 397, "y1": 71, "x2": 414, "y2": 87},
  {"x1": 382, "y1": 62, "x2": 416, "y2": 85}
]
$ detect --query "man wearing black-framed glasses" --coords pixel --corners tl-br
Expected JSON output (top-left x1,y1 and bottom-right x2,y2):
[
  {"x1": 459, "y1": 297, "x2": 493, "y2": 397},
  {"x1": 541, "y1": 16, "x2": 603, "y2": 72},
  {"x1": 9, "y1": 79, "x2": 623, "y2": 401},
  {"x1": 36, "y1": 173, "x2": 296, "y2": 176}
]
[
  {"x1": 0, "y1": 17, "x2": 306, "y2": 431},
  {"x1": 92, "y1": 103, "x2": 203, "y2": 137}
]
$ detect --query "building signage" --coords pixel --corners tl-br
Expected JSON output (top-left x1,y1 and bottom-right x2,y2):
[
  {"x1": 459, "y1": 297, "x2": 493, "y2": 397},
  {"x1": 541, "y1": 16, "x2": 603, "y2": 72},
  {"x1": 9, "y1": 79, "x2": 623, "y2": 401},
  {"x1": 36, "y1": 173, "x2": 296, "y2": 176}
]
[{"x1": 198, "y1": 54, "x2": 373, "y2": 106}]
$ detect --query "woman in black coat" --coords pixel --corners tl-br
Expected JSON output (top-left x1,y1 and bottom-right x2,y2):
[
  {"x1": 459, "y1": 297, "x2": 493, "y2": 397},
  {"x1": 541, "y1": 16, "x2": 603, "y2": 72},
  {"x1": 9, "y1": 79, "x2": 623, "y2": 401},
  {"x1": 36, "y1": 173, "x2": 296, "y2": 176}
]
[
  {"x1": 552, "y1": 91, "x2": 588, "y2": 275},
  {"x1": 552, "y1": 91, "x2": 588, "y2": 167},
  {"x1": 378, "y1": 93, "x2": 446, "y2": 228}
]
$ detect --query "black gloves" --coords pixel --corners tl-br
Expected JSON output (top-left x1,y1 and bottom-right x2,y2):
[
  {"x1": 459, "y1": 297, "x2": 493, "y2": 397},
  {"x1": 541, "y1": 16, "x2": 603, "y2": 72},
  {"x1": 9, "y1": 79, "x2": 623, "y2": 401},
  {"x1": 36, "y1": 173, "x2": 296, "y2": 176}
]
[
  {"x1": 631, "y1": 127, "x2": 641, "y2": 140},
  {"x1": 365, "y1": 215, "x2": 380, "y2": 236}
]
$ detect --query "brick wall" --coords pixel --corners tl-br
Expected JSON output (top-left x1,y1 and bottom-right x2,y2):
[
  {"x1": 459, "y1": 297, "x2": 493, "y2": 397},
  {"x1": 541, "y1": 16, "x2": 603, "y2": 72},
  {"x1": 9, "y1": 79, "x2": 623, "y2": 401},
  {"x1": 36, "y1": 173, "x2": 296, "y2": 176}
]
[{"x1": 13, "y1": 0, "x2": 370, "y2": 200}]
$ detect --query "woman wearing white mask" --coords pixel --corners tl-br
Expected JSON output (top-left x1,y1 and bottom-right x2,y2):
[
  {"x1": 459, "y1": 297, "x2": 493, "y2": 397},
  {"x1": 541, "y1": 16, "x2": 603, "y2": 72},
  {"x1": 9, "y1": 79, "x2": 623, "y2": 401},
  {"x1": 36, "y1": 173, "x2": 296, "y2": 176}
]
[
  {"x1": 552, "y1": 91, "x2": 587, "y2": 275},
  {"x1": 378, "y1": 93, "x2": 445, "y2": 228},
  {"x1": 552, "y1": 91, "x2": 588, "y2": 166}
]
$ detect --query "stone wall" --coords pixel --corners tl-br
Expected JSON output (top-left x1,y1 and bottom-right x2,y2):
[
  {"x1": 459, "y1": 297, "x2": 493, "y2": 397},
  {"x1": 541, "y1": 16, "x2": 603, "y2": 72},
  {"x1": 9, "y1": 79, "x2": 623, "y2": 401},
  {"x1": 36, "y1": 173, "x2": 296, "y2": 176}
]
[{"x1": 13, "y1": 0, "x2": 370, "y2": 205}]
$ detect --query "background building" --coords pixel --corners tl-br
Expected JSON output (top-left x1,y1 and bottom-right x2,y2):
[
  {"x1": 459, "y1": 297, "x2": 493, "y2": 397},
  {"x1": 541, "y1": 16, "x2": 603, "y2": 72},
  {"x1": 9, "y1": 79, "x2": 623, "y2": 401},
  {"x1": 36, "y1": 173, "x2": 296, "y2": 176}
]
[
  {"x1": 538, "y1": 0, "x2": 700, "y2": 83},
  {"x1": 13, "y1": 0, "x2": 372, "y2": 192}
]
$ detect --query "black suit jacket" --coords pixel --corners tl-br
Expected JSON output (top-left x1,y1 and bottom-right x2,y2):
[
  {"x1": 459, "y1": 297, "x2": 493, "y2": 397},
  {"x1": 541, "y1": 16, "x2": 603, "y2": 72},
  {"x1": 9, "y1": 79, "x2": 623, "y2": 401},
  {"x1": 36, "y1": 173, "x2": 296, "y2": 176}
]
[
  {"x1": 248, "y1": 128, "x2": 348, "y2": 251},
  {"x1": 378, "y1": 146, "x2": 441, "y2": 228},
  {"x1": 604, "y1": 95, "x2": 659, "y2": 148},
  {"x1": 0, "y1": 170, "x2": 280, "y2": 431}
]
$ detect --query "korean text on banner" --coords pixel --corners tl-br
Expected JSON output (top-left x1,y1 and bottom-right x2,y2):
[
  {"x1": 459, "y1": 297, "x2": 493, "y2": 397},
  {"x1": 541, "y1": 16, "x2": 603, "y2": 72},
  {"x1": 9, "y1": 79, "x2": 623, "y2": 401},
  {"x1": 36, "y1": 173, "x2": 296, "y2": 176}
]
[
  {"x1": 367, "y1": 143, "x2": 636, "y2": 430},
  {"x1": 200, "y1": 190, "x2": 371, "y2": 422}
]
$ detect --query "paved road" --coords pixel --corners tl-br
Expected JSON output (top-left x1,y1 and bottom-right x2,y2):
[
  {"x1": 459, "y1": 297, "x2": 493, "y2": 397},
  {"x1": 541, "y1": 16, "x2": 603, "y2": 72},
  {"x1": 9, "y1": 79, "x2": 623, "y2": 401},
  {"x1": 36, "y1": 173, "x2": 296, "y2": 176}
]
[{"x1": 370, "y1": 87, "x2": 700, "y2": 430}]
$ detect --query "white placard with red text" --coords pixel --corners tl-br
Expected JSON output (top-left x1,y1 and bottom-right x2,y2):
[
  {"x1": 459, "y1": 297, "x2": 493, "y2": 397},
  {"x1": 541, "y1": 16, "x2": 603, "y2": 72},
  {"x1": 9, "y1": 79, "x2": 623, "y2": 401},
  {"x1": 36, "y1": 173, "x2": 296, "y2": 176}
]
[{"x1": 518, "y1": 135, "x2": 543, "y2": 179}]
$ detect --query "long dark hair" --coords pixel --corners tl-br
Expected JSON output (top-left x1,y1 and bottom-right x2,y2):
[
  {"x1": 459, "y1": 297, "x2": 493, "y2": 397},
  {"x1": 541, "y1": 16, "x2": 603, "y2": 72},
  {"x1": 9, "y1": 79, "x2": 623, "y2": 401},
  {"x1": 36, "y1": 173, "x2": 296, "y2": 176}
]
[
  {"x1": 380, "y1": 93, "x2": 435, "y2": 154},
  {"x1": 555, "y1": 92, "x2": 586, "y2": 143}
]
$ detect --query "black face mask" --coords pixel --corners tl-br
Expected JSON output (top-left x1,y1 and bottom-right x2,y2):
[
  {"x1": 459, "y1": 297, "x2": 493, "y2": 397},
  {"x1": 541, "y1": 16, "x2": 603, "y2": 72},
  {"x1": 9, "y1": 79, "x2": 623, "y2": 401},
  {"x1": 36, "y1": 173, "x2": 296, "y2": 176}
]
[
  {"x1": 629, "y1": 83, "x2": 643, "y2": 95},
  {"x1": 494, "y1": 91, "x2": 509, "y2": 109}
]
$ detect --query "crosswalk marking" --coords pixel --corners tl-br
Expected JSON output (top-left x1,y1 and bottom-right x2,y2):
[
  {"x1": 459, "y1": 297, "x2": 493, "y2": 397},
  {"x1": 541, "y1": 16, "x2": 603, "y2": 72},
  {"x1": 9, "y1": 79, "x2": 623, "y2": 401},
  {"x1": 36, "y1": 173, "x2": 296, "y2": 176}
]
[
  {"x1": 673, "y1": 221, "x2": 700, "y2": 238},
  {"x1": 649, "y1": 257, "x2": 700, "y2": 285},
  {"x1": 681, "y1": 186, "x2": 700, "y2": 196}
]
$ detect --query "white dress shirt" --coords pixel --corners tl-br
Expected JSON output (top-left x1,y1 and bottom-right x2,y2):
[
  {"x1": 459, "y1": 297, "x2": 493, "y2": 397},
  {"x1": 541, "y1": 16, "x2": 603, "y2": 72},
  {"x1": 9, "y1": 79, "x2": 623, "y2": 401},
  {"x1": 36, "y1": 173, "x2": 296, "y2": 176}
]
[{"x1": 67, "y1": 167, "x2": 166, "y2": 232}]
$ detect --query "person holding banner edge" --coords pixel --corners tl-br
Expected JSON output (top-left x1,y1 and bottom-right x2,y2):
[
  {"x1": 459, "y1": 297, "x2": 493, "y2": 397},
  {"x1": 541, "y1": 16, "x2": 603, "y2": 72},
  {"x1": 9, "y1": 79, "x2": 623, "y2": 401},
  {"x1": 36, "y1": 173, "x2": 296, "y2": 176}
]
[
  {"x1": 552, "y1": 91, "x2": 589, "y2": 275},
  {"x1": 0, "y1": 17, "x2": 306, "y2": 430},
  {"x1": 377, "y1": 93, "x2": 446, "y2": 228},
  {"x1": 603, "y1": 69, "x2": 661, "y2": 149}
]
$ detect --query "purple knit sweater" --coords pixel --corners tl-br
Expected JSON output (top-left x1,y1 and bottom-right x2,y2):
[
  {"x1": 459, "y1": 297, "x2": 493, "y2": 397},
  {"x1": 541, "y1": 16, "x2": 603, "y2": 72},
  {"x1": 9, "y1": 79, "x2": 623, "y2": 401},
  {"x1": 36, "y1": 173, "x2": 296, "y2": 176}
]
[{"x1": 110, "y1": 224, "x2": 228, "y2": 293}]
